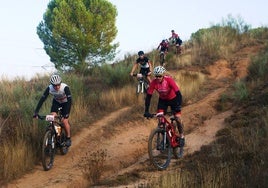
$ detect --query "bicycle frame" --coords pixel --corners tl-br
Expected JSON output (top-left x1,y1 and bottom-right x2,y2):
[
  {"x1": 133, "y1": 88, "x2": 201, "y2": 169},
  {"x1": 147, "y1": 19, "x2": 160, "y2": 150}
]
[
  {"x1": 45, "y1": 115, "x2": 66, "y2": 147},
  {"x1": 148, "y1": 112, "x2": 183, "y2": 170},
  {"x1": 156, "y1": 113, "x2": 179, "y2": 148},
  {"x1": 38, "y1": 108, "x2": 68, "y2": 171},
  {"x1": 158, "y1": 115, "x2": 179, "y2": 148}
]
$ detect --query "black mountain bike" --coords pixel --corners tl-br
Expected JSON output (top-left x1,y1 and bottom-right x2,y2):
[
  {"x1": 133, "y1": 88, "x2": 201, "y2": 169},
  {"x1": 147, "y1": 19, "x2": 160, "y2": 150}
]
[
  {"x1": 37, "y1": 107, "x2": 69, "y2": 171},
  {"x1": 147, "y1": 112, "x2": 184, "y2": 170}
]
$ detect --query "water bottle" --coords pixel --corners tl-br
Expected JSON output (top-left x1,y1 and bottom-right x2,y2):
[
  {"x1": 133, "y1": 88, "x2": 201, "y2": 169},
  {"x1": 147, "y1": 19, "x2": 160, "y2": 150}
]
[{"x1": 54, "y1": 125, "x2": 61, "y2": 136}]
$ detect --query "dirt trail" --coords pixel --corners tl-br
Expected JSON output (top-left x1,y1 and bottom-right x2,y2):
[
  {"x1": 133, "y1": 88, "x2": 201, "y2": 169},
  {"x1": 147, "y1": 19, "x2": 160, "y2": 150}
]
[
  {"x1": 7, "y1": 107, "x2": 133, "y2": 188},
  {"x1": 6, "y1": 46, "x2": 257, "y2": 188},
  {"x1": 6, "y1": 87, "x2": 230, "y2": 188}
]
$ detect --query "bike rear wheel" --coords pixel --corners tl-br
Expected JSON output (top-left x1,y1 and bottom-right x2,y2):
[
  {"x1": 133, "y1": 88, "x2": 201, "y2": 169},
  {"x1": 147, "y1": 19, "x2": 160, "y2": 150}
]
[
  {"x1": 42, "y1": 130, "x2": 56, "y2": 171},
  {"x1": 148, "y1": 128, "x2": 172, "y2": 170}
]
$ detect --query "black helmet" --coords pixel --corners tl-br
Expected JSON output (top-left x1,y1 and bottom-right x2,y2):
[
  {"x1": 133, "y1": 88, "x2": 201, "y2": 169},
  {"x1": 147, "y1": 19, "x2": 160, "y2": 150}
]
[
  {"x1": 138, "y1": 51, "x2": 144, "y2": 56},
  {"x1": 171, "y1": 30, "x2": 175, "y2": 32}
]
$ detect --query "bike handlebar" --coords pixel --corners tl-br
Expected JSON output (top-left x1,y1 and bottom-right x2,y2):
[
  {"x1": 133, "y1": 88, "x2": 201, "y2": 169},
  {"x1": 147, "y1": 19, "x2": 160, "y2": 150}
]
[
  {"x1": 34, "y1": 114, "x2": 61, "y2": 122},
  {"x1": 145, "y1": 111, "x2": 175, "y2": 119},
  {"x1": 132, "y1": 73, "x2": 141, "y2": 77}
]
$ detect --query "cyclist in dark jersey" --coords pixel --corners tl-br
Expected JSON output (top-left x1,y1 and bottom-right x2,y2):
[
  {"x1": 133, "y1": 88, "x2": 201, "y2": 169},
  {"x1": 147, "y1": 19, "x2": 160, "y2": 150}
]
[
  {"x1": 157, "y1": 39, "x2": 169, "y2": 53},
  {"x1": 144, "y1": 66, "x2": 185, "y2": 147},
  {"x1": 33, "y1": 74, "x2": 72, "y2": 147},
  {"x1": 130, "y1": 50, "x2": 152, "y2": 83}
]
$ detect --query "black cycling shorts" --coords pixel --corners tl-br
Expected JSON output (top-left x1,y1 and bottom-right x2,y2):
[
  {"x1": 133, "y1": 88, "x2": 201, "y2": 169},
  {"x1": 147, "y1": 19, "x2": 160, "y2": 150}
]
[
  {"x1": 51, "y1": 99, "x2": 70, "y2": 118},
  {"x1": 157, "y1": 97, "x2": 180, "y2": 113},
  {"x1": 140, "y1": 67, "x2": 150, "y2": 76}
]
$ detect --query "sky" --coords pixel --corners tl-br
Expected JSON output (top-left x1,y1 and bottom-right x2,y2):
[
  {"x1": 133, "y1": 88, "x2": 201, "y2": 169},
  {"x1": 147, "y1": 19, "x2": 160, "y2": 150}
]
[{"x1": 0, "y1": 0, "x2": 267, "y2": 80}]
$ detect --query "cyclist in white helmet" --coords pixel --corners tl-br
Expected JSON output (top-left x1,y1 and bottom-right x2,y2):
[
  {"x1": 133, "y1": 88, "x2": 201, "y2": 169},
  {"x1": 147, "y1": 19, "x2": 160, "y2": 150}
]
[
  {"x1": 144, "y1": 66, "x2": 185, "y2": 147},
  {"x1": 33, "y1": 74, "x2": 72, "y2": 147}
]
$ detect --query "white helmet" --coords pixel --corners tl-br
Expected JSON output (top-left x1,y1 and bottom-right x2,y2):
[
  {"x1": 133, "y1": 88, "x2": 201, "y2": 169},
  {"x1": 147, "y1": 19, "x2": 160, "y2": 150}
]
[
  {"x1": 50, "y1": 74, "x2": 62, "y2": 85},
  {"x1": 153, "y1": 66, "x2": 166, "y2": 76}
]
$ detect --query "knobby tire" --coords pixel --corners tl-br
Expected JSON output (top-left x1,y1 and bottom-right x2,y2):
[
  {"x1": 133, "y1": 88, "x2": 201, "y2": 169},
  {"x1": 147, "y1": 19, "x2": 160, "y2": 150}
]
[
  {"x1": 148, "y1": 128, "x2": 172, "y2": 170},
  {"x1": 42, "y1": 130, "x2": 56, "y2": 171}
]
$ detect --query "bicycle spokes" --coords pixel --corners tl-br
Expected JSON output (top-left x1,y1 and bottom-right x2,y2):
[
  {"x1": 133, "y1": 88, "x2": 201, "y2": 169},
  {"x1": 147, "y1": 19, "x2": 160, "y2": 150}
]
[
  {"x1": 148, "y1": 129, "x2": 172, "y2": 170},
  {"x1": 42, "y1": 131, "x2": 55, "y2": 171}
]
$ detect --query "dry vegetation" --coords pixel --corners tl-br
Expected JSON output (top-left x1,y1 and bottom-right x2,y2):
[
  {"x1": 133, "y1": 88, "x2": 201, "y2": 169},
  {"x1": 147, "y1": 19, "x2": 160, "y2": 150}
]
[{"x1": 1, "y1": 16, "x2": 268, "y2": 187}]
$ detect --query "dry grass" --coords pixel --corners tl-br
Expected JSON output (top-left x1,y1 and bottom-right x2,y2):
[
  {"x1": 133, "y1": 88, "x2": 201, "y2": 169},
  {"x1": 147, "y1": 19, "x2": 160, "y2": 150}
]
[
  {"x1": 80, "y1": 149, "x2": 108, "y2": 185},
  {"x1": 1, "y1": 20, "x2": 267, "y2": 186}
]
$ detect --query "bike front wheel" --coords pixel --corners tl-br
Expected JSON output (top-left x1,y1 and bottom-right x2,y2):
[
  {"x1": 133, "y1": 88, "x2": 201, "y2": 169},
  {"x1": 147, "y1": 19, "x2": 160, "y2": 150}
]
[
  {"x1": 136, "y1": 82, "x2": 141, "y2": 94},
  {"x1": 42, "y1": 130, "x2": 56, "y2": 171},
  {"x1": 148, "y1": 128, "x2": 172, "y2": 170}
]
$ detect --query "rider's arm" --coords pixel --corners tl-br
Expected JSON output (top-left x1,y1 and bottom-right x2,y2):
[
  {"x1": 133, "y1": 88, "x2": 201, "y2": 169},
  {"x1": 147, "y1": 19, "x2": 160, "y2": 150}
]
[
  {"x1": 157, "y1": 44, "x2": 161, "y2": 51},
  {"x1": 148, "y1": 61, "x2": 153, "y2": 73},
  {"x1": 176, "y1": 90, "x2": 182, "y2": 111},
  {"x1": 34, "y1": 87, "x2": 50, "y2": 114},
  {"x1": 130, "y1": 63, "x2": 138, "y2": 76},
  {"x1": 64, "y1": 86, "x2": 72, "y2": 118},
  {"x1": 145, "y1": 94, "x2": 152, "y2": 112}
]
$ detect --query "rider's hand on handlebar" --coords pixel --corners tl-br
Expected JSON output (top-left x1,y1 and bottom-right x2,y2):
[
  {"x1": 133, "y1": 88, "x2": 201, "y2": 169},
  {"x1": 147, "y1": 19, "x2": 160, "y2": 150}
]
[
  {"x1": 130, "y1": 72, "x2": 134, "y2": 76},
  {"x1": 33, "y1": 113, "x2": 39, "y2": 119}
]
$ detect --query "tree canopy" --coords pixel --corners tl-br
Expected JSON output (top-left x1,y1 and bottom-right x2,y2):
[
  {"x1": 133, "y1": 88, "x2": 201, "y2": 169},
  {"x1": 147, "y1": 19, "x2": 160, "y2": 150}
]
[{"x1": 37, "y1": 0, "x2": 118, "y2": 73}]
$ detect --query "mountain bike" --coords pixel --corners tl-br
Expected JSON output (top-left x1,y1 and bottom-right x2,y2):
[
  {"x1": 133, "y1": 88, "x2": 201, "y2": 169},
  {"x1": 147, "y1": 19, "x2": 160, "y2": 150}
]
[
  {"x1": 159, "y1": 51, "x2": 166, "y2": 66},
  {"x1": 36, "y1": 107, "x2": 69, "y2": 171},
  {"x1": 133, "y1": 73, "x2": 149, "y2": 96},
  {"x1": 147, "y1": 112, "x2": 184, "y2": 170}
]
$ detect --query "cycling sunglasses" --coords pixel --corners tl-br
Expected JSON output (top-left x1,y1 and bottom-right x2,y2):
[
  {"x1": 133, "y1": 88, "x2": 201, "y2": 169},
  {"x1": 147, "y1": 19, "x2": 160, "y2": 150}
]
[{"x1": 52, "y1": 84, "x2": 61, "y2": 87}]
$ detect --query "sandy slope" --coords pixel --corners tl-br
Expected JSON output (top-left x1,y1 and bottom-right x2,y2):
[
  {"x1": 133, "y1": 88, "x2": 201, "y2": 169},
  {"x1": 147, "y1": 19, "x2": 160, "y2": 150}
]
[{"x1": 5, "y1": 46, "x2": 258, "y2": 188}]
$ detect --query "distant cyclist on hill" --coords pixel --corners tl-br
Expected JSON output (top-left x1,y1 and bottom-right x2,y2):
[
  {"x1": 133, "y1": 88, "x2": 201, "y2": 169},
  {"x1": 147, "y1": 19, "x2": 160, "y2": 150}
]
[
  {"x1": 144, "y1": 66, "x2": 185, "y2": 147},
  {"x1": 33, "y1": 74, "x2": 72, "y2": 147},
  {"x1": 157, "y1": 39, "x2": 169, "y2": 53},
  {"x1": 157, "y1": 39, "x2": 169, "y2": 66},
  {"x1": 169, "y1": 30, "x2": 182, "y2": 54},
  {"x1": 130, "y1": 51, "x2": 153, "y2": 83}
]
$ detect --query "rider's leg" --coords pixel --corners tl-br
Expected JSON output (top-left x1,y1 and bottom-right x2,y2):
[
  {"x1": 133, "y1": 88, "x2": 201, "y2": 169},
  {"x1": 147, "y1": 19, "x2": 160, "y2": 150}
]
[
  {"x1": 62, "y1": 118, "x2": 72, "y2": 147},
  {"x1": 174, "y1": 112, "x2": 185, "y2": 147},
  {"x1": 62, "y1": 118, "x2": 71, "y2": 138},
  {"x1": 170, "y1": 98, "x2": 185, "y2": 147},
  {"x1": 147, "y1": 75, "x2": 151, "y2": 83}
]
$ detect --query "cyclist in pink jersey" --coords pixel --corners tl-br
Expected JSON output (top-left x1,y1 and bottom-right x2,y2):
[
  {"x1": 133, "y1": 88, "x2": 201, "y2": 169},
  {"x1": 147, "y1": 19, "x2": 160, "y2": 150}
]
[
  {"x1": 144, "y1": 66, "x2": 185, "y2": 146},
  {"x1": 169, "y1": 30, "x2": 182, "y2": 46}
]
